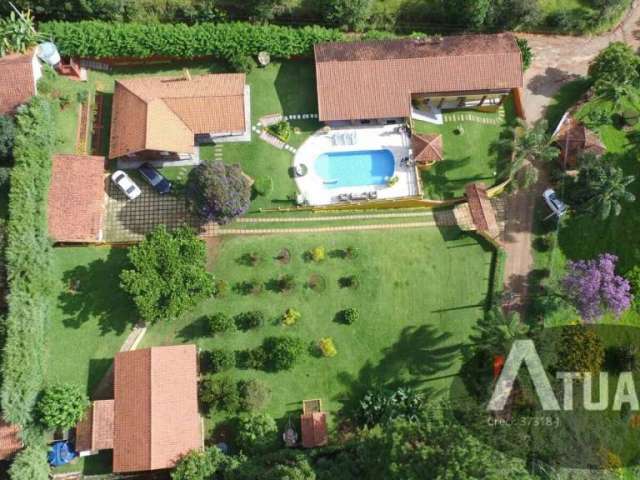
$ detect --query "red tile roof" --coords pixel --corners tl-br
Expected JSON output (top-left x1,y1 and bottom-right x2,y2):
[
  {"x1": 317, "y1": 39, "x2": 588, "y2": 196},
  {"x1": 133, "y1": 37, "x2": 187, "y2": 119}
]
[
  {"x1": 412, "y1": 133, "x2": 443, "y2": 165},
  {"x1": 315, "y1": 34, "x2": 523, "y2": 122},
  {"x1": 555, "y1": 116, "x2": 606, "y2": 169},
  {"x1": 48, "y1": 155, "x2": 106, "y2": 243},
  {"x1": 109, "y1": 74, "x2": 247, "y2": 159},
  {"x1": 301, "y1": 412, "x2": 327, "y2": 448},
  {"x1": 0, "y1": 420, "x2": 21, "y2": 460},
  {"x1": 75, "y1": 400, "x2": 114, "y2": 452},
  {"x1": 465, "y1": 182, "x2": 499, "y2": 238},
  {"x1": 113, "y1": 345, "x2": 202, "y2": 473},
  {"x1": 0, "y1": 52, "x2": 36, "y2": 115}
]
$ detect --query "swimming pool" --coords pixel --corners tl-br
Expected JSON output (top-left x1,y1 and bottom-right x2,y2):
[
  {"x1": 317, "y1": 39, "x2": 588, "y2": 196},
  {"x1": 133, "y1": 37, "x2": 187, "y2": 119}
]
[{"x1": 314, "y1": 149, "x2": 395, "y2": 189}]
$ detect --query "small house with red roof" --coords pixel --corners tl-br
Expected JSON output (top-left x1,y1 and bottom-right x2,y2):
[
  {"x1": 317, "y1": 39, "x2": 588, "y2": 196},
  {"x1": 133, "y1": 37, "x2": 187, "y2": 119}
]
[
  {"x1": 0, "y1": 50, "x2": 42, "y2": 115},
  {"x1": 300, "y1": 399, "x2": 328, "y2": 449}
]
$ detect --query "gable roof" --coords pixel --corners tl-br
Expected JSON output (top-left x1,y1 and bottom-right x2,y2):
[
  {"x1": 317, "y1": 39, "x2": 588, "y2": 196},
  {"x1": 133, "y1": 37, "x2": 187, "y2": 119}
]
[
  {"x1": 555, "y1": 116, "x2": 606, "y2": 169},
  {"x1": 412, "y1": 133, "x2": 443, "y2": 165},
  {"x1": 48, "y1": 155, "x2": 106, "y2": 243},
  {"x1": 300, "y1": 412, "x2": 327, "y2": 448},
  {"x1": 113, "y1": 345, "x2": 202, "y2": 473},
  {"x1": 0, "y1": 52, "x2": 36, "y2": 115},
  {"x1": 314, "y1": 34, "x2": 523, "y2": 122},
  {"x1": 109, "y1": 74, "x2": 246, "y2": 158},
  {"x1": 0, "y1": 420, "x2": 21, "y2": 460},
  {"x1": 75, "y1": 400, "x2": 115, "y2": 452}
]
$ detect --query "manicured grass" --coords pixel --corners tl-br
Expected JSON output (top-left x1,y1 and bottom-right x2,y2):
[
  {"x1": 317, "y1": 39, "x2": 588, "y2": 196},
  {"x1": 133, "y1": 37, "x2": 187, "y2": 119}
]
[
  {"x1": 539, "y1": 0, "x2": 587, "y2": 14},
  {"x1": 140, "y1": 228, "x2": 495, "y2": 431},
  {"x1": 47, "y1": 247, "x2": 137, "y2": 395},
  {"x1": 414, "y1": 105, "x2": 513, "y2": 200}
]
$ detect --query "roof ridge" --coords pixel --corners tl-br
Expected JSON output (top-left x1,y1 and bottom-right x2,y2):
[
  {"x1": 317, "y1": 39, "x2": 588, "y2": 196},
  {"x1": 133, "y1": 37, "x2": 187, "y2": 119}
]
[
  {"x1": 148, "y1": 348, "x2": 154, "y2": 468},
  {"x1": 159, "y1": 98, "x2": 196, "y2": 135},
  {"x1": 319, "y1": 51, "x2": 520, "y2": 64}
]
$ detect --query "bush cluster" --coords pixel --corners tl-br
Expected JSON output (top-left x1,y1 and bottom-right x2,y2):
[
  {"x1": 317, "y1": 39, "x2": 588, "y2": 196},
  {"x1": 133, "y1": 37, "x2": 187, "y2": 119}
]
[
  {"x1": 1, "y1": 97, "x2": 56, "y2": 430},
  {"x1": 319, "y1": 337, "x2": 337, "y2": 357},
  {"x1": 281, "y1": 308, "x2": 301, "y2": 326},
  {"x1": 235, "y1": 310, "x2": 265, "y2": 330},
  {"x1": 340, "y1": 307, "x2": 359, "y2": 324},
  {"x1": 207, "y1": 312, "x2": 235, "y2": 335},
  {"x1": 203, "y1": 349, "x2": 235, "y2": 373},
  {"x1": 238, "y1": 379, "x2": 271, "y2": 412},
  {"x1": 40, "y1": 21, "x2": 344, "y2": 62},
  {"x1": 239, "y1": 335, "x2": 305, "y2": 371}
]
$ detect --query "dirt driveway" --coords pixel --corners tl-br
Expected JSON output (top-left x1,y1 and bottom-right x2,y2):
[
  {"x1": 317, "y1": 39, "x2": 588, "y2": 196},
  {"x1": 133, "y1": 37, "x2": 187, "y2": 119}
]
[{"x1": 521, "y1": 1, "x2": 640, "y2": 122}]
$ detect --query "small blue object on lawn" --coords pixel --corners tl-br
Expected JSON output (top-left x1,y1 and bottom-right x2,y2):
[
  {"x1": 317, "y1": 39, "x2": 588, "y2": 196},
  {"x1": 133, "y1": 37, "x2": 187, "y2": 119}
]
[{"x1": 48, "y1": 441, "x2": 77, "y2": 467}]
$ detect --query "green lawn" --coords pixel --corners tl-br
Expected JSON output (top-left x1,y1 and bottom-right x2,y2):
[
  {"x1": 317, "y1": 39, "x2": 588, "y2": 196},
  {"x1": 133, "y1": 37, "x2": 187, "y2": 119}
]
[
  {"x1": 414, "y1": 103, "x2": 514, "y2": 200},
  {"x1": 139, "y1": 227, "x2": 495, "y2": 433},
  {"x1": 47, "y1": 247, "x2": 137, "y2": 395}
]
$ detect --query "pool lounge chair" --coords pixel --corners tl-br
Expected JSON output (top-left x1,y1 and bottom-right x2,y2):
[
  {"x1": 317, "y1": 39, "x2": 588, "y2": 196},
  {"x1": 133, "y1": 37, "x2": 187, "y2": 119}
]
[
  {"x1": 337, "y1": 193, "x2": 349, "y2": 202},
  {"x1": 368, "y1": 191, "x2": 378, "y2": 200}
]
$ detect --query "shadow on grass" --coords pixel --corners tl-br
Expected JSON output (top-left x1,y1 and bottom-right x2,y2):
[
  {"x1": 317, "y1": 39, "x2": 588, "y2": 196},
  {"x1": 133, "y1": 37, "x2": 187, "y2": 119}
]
[
  {"x1": 59, "y1": 248, "x2": 135, "y2": 335},
  {"x1": 335, "y1": 324, "x2": 459, "y2": 421},
  {"x1": 87, "y1": 358, "x2": 114, "y2": 399},
  {"x1": 83, "y1": 450, "x2": 113, "y2": 476},
  {"x1": 177, "y1": 315, "x2": 210, "y2": 341},
  {"x1": 273, "y1": 60, "x2": 318, "y2": 117},
  {"x1": 544, "y1": 77, "x2": 592, "y2": 132}
]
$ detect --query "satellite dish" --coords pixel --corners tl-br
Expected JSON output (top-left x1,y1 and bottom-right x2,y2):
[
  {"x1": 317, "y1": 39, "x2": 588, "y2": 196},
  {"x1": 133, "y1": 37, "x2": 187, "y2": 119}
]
[
  {"x1": 257, "y1": 51, "x2": 270, "y2": 67},
  {"x1": 37, "y1": 42, "x2": 61, "y2": 67}
]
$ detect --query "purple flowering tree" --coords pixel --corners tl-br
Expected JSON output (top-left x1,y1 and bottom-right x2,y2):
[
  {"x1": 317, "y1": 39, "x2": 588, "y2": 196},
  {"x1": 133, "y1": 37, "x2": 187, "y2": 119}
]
[
  {"x1": 186, "y1": 161, "x2": 251, "y2": 224},
  {"x1": 562, "y1": 253, "x2": 632, "y2": 322}
]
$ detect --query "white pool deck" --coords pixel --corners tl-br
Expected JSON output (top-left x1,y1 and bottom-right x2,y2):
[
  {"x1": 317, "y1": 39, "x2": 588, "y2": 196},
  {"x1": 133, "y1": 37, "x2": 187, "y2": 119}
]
[{"x1": 293, "y1": 124, "x2": 419, "y2": 206}]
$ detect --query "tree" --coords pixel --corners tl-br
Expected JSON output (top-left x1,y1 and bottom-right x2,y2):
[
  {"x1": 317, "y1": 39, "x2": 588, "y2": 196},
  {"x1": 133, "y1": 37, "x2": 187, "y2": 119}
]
[
  {"x1": 8, "y1": 444, "x2": 49, "y2": 480},
  {"x1": 557, "y1": 325, "x2": 604, "y2": 374},
  {"x1": 353, "y1": 404, "x2": 533, "y2": 479},
  {"x1": 589, "y1": 42, "x2": 640, "y2": 87},
  {"x1": 568, "y1": 154, "x2": 635, "y2": 219},
  {"x1": 498, "y1": 119, "x2": 559, "y2": 185},
  {"x1": 0, "y1": 115, "x2": 15, "y2": 165},
  {"x1": 0, "y1": 10, "x2": 41, "y2": 57},
  {"x1": 185, "y1": 161, "x2": 251, "y2": 224},
  {"x1": 263, "y1": 335, "x2": 305, "y2": 371},
  {"x1": 37, "y1": 384, "x2": 88, "y2": 430},
  {"x1": 199, "y1": 375, "x2": 239, "y2": 412},
  {"x1": 172, "y1": 446, "x2": 237, "y2": 480},
  {"x1": 470, "y1": 306, "x2": 528, "y2": 354},
  {"x1": 516, "y1": 38, "x2": 533, "y2": 71},
  {"x1": 238, "y1": 379, "x2": 271, "y2": 412},
  {"x1": 562, "y1": 253, "x2": 632, "y2": 322},
  {"x1": 356, "y1": 387, "x2": 424, "y2": 426},
  {"x1": 120, "y1": 225, "x2": 214, "y2": 323},
  {"x1": 235, "y1": 412, "x2": 278, "y2": 453},
  {"x1": 322, "y1": 0, "x2": 373, "y2": 31},
  {"x1": 593, "y1": 80, "x2": 640, "y2": 113},
  {"x1": 445, "y1": 0, "x2": 492, "y2": 29},
  {"x1": 227, "y1": 450, "x2": 315, "y2": 480}
]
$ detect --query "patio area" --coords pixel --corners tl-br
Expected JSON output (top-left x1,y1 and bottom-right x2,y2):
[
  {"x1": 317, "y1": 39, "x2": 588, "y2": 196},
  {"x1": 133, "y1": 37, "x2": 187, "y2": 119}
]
[{"x1": 293, "y1": 124, "x2": 420, "y2": 206}]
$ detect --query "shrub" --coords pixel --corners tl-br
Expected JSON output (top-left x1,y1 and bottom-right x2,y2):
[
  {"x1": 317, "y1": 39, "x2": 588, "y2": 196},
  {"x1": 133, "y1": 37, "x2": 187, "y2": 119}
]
[
  {"x1": 622, "y1": 109, "x2": 640, "y2": 126},
  {"x1": 2, "y1": 97, "x2": 56, "y2": 428},
  {"x1": 322, "y1": 0, "x2": 373, "y2": 31},
  {"x1": 171, "y1": 447, "x2": 234, "y2": 480},
  {"x1": 40, "y1": 21, "x2": 345, "y2": 61},
  {"x1": 0, "y1": 115, "x2": 15, "y2": 165},
  {"x1": 356, "y1": 387, "x2": 425, "y2": 426},
  {"x1": 626, "y1": 266, "x2": 640, "y2": 312},
  {"x1": 307, "y1": 273, "x2": 326, "y2": 292},
  {"x1": 8, "y1": 444, "x2": 49, "y2": 480},
  {"x1": 345, "y1": 246, "x2": 360, "y2": 259},
  {"x1": 268, "y1": 120, "x2": 291, "y2": 141},
  {"x1": 339, "y1": 275, "x2": 360, "y2": 289},
  {"x1": 274, "y1": 274, "x2": 296, "y2": 293},
  {"x1": 228, "y1": 52, "x2": 256, "y2": 73},
  {"x1": 263, "y1": 335, "x2": 305, "y2": 371},
  {"x1": 340, "y1": 307, "x2": 359, "y2": 325},
  {"x1": 308, "y1": 246, "x2": 326, "y2": 263},
  {"x1": 208, "y1": 312, "x2": 235, "y2": 335},
  {"x1": 37, "y1": 384, "x2": 89, "y2": 430},
  {"x1": 254, "y1": 176, "x2": 273, "y2": 196},
  {"x1": 319, "y1": 337, "x2": 337, "y2": 357},
  {"x1": 199, "y1": 375, "x2": 239, "y2": 412},
  {"x1": 557, "y1": 325, "x2": 604, "y2": 374},
  {"x1": 185, "y1": 161, "x2": 251, "y2": 224},
  {"x1": 281, "y1": 308, "x2": 301, "y2": 326},
  {"x1": 238, "y1": 379, "x2": 271, "y2": 412},
  {"x1": 235, "y1": 413, "x2": 278, "y2": 453},
  {"x1": 120, "y1": 225, "x2": 214, "y2": 323},
  {"x1": 205, "y1": 349, "x2": 235, "y2": 373},
  {"x1": 214, "y1": 279, "x2": 230, "y2": 298},
  {"x1": 233, "y1": 279, "x2": 263, "y2": 295},
  {"x1": 238, "y1": 346, "x2": 268, "y2": 370},
  {"x1": 516, "y1": 37, "x2": 533, "y2": 71},
  {"x1": 239, "y1": 252, "x2": 262, "y2": 266},
  {"x1": 235, "y1": 311, "x2": 265, "y2": 330}
]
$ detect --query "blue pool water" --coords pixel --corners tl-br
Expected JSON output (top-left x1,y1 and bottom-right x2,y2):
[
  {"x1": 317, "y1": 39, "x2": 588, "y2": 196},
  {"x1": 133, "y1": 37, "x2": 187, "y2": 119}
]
[{"x1": 314, "y1": 149, "x2": 395, "y2": 189}]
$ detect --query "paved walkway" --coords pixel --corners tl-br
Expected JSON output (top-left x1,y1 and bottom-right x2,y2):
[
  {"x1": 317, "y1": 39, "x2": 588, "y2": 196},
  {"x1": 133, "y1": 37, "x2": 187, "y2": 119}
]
[
  {"x1": 219, "y1": 221, "x2": 439, "y2": 235},
  {"x1": 236, "y1": 211, "x2": 435, "y2": 223},
  {"x1": 444, "y1": 108, "x2": 505, "y2": 125}
]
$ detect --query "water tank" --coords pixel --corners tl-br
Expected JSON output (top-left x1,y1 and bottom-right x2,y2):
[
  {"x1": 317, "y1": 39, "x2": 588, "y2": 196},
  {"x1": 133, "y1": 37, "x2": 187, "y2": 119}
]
[{"x1": 37, "y1": 42, "x2": 61, "y2": 67}]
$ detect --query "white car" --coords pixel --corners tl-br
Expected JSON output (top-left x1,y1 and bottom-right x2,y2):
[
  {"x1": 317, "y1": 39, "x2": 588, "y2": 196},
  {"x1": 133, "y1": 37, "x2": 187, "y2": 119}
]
[
  {"x1": 111, "y1": 170, "x2": 141, "y2": 200},
  {"x1": 543, "y1": 188, "x2": 567, "y2": 217}
]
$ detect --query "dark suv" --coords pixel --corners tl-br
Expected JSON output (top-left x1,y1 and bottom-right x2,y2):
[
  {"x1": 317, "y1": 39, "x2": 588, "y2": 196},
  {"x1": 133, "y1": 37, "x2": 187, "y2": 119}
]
[{"x1": 137, "y1": 163, "x2": 172, "y2": 194}]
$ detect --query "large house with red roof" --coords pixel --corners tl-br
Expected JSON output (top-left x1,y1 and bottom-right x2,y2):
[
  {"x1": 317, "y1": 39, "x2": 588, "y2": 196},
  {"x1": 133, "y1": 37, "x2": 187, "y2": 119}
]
[
  {"x1": 75, "y1": 345, "x2": 203, "y2": 474},
  {"x1": 314, "y1": 33, "x2": 524, "y2": 124},
  {"x1": 0, "y1": 51, "x2": 42, "y2": 115}
]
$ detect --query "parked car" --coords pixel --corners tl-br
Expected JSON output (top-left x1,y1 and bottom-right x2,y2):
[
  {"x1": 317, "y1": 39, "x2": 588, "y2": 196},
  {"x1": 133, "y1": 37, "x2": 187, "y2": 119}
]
[
  {"x1": 543, "y1": 188, "x2": 568, "y2": 217},
  {"x1": 138, "y1": 162, "x2": 172, "y2": 194},
  {"x1": 111, "y1": 170, "x2": 141, "y2": 200}
]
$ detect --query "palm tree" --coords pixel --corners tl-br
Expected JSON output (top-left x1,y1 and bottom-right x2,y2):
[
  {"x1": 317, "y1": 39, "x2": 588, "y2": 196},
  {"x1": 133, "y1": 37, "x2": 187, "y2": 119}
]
[
  {"x1": 575, "y1": 154, "x2": 636, "y2": 219},
  {"x1": 497, "y1": 119, "x2": 560, "y2": 183},
  {"x1": 470, "y1": 306, "x2": 529, "y2": 354}
]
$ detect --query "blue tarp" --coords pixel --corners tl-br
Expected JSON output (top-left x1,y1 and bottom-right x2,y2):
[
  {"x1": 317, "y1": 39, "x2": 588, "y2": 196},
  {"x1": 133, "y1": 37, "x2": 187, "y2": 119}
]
[{"x1": 48, "y1": 441, "x2": 76, "y2": 467}]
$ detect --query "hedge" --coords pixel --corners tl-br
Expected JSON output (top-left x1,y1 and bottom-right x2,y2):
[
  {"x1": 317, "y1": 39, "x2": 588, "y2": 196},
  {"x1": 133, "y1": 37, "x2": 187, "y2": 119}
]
[
  {"x1": 39, "y1": 21, "x2": 345, "y2": 61},
  {"x1": 1, "y1": 96, "x2": 56, "y2": 429}
]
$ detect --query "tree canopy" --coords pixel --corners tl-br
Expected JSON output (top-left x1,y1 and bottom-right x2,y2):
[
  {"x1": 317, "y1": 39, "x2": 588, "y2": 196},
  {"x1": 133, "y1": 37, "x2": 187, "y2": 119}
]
[
  {"x1": 185, "y1": 161, "x2": 251, "y2": 224},
  {"x1": 589, "y1": 42, "x2": 640, "y2": 88},
  {"x1": 120, "y1": 225, "x2": 214, "y2": 323},
  {"x1": 36, "y1": 384, "x2": 88, "y2": 430}
]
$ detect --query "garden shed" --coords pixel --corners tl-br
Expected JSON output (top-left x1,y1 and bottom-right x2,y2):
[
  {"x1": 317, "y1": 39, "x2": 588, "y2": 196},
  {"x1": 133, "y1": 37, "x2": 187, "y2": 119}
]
[
  {"x1": 554, "y1": 115, "x2": 606, "y2": 170},
  {"x1": 300, "y1": 399, "x2": 328, "y2": 449}
]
